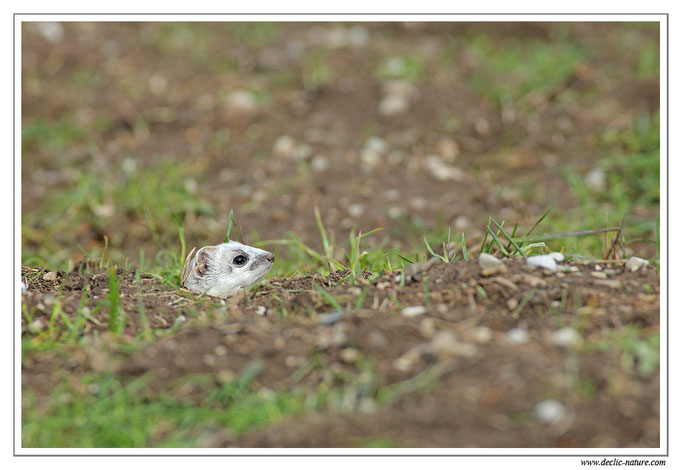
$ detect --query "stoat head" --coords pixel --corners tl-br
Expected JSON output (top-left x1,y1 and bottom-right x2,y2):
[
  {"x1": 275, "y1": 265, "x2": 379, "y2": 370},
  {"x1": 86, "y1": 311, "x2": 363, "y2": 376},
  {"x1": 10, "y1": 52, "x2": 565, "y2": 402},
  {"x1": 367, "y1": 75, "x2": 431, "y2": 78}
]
[{"x1": 180, "y1": 241, "x2": 275, "y2": 298}]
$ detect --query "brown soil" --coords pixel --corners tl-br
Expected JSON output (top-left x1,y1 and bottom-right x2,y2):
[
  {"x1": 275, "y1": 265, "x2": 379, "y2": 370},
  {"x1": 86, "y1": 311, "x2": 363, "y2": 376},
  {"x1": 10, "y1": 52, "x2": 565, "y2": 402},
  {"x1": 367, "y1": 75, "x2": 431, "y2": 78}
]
[
  {"x1": 22, "y1": 257, "x2": 660, "y2": 447},
  {"x1": 21, "y1": 21, "x2": 661, "y2": 448}
]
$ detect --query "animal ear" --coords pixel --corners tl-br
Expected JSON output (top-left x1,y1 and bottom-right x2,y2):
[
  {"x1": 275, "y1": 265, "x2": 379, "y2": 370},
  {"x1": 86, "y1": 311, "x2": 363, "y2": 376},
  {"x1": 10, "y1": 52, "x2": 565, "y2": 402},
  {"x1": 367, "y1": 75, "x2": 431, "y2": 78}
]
[{"x1": 196, "y1": 250, "x2": 210, "y2": 277}]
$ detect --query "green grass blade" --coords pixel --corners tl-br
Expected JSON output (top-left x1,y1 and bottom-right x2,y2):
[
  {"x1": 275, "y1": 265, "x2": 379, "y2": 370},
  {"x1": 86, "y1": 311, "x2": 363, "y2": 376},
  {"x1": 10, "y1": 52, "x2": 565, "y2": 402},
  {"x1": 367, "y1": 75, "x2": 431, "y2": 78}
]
[
  {"x1": 313, "y1": 283, "x2": 343, "y2": 312},
  {"x1": 423, "y1": 237, "x2": 447, "y2": 262},
  {"x1": 485, "y1": 226, "x2": 510, "y2": 256},
  {"x1": 491, "y1": 218, "x2": 524, "y2": 257},
  {"x1": 525, "y1": 207, "x2": 551, "y2": 237},
  {"x1": 479, "y1": 216, "x2": 492, "y2": 254},
  {"x1": 396, "y1": 253, "x2": 414, "y2": 265},
  {"x1": 225, "y1": 209, "x2": 239, "y2": 242},
  {"x1": 314, "y1": 205, "x2": 332, "y2": 258},
  {"x1": 513, "y1": 287, "x2": 538, "y2": 318}
]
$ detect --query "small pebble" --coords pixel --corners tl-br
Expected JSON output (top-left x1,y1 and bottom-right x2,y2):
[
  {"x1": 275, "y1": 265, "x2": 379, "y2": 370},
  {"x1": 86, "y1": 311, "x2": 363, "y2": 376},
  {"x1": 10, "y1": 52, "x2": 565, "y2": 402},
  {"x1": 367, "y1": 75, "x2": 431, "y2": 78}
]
[
  {"x1": 481, "y1": 264, "x2": 507, "y2": 276},
  {"x1": 311, "y1": 155, "x2": 330, "y2": 171},
  {"x1": 318, "y1": 311, "x2": 343, "y2": 326},
  {"x1": 428, "y1": 330, "x2": 477, "y2": 358},
  {"x1": 423, "y1": 155, "x2": 465, "y2": 182},
  {"x1": 21, "y1": 281, "x2": 27, "y2": 292},
  {"x1": 225, "y1": 90, "x2": 258, "y2": 114},
  {"x1": 272, "y1": 135, "x2": 297, "y2": 158},
  {"x1": 474, "y1": 117, "x2": 490, "y2": 135},
  {"x1": 378, "y1": 94, "x2": 409, "y2": 116},
  {"x1": 202, "y1": 354, "x2": 216, "y2": 367},
  {"x1": 36, "y1": 22, "x2": 64, "y2": 43},
  {"x1": 626, "y1": 256, "x2": 650, "y2": 272},
  {"x1": 401, "y1": 305, "x2": 427, "y2": 317},
  {"x1": 594, "y1": 279, "x2": 622, "y2": 289},
  {"x1": 348, "y1": 203, "x2": 365, "y2": 218},
  {"x1": 535, "y1": 399, "x2": 567, "y2": 423},
  {"x1": 466, "y1": 326, "x2": 492, "y2": 343},
  {"x1": 255, "y1": 306, "x2": 267, "y2": 316},
  {"x1": 506, "y1": 328, "x2": 529, "y2": 344},
  {"x1": 360, "y1": 148, "x2": 381, "y2": 167},
  {"x1": 526, "y1": 255, "x2": 557, "y2": 273},
  {"x1": 551, "y1": 327, "x2": 582, "y2": 348},
  {"x1": 590, "y1": 271, "x2": 608, "y2": 279},
  {"x1": 368, "y1": 330, "x2": 388, "y2": 348},
  {"x1": 42, "y1": 272, "x2": 58, "y2": 281},
  {"x1": 438, "y1": 138, "x2": 460, "y2": 163},
  {"x1": 393, "y1": 349, "x2": 421, "y2": 371},
  {"x1": 419, "y1": 318, "x2": 436, "y2": 338},
  {"x1": 340, "y1": 348, "x2": 359, "y2": 363},
  {"x1": 584, "y1": 167, "x2": 606, "y2": 191},
  {"x1": 365, "y1": 136, "x2": 389, "y2": 154},
  {"x1": 478, "y1": 253, "x2": 502, "y2": 269},
  {"x1": 454, "y1": 215, "x2": 471, "y2": 230},
  {"x1": 28, "y1": 319, "x2": 45, "y2": 334}
]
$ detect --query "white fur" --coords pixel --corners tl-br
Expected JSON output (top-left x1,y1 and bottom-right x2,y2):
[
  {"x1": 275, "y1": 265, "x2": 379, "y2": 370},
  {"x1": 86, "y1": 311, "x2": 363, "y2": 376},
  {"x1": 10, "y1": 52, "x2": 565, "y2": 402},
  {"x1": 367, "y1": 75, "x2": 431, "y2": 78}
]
[{"x1": 181, "y1": 241, "x2": 274, "y2": 298}]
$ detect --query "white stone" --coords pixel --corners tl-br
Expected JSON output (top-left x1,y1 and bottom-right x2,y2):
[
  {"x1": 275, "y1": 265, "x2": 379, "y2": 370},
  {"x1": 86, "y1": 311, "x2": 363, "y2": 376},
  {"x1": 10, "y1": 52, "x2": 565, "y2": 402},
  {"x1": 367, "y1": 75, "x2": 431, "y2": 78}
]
[
  {"x1": 226, "y1": 90, "x2": 258, "y2": 114},
  {"x1": 479, "y1": 253, "x2": 503, "y2": 269},
  {"x1": 401, "y1": 305, "x2": 427, "y2": 317},
  {"x1": 383, "y1": 57, "x2": 408, "y2": 77},
  {"x1": 454, "y1": 215, "x2": 471, "y2": 230},
  {"x1": 365, "y1": 136, "x2": 389, "y2": 154},
  {"x1": 548, "y1": 252, "x2": 565, "y2": 262},
  {"x1": 36, "y1": 22, "x2": 64, "y2": 43},
  {"x1": 423, "y1": 155, "x2": 465, "y2": 182},
  {"x1": 535, "y1": 399, "x2": 566, "y2": 423},
  {"x1": 551, "y1": 327, "x2": 583, "y2": 348},
  {"x1": 584, "y1": 167, "x2": 606, "y2": 191},
  {"x1": 273, "y1": 135, "x2": 297, "y2": 158},
  {"x1": 347, "y1": 26, "x2": 369, "y2": 47},
  {"x1": 626, "y1": 256, "x2": 650, "y2": 272},
  {"x1": 467, "y1": 326, "x2": 492, "y2": 343},
  {"x1": 428, "y1": 330, "x2": 477, "y2": 357},
  {"x1": 526, "y1": 255, "x2": 558, "y2": 272},
  {"x1": 506, "y1": 328, "x2": 529, "y2": 344},
  {"x1": 311, "y1": 155, "x2": 330, "y2": 172},
  {"x1": 348, "y1": 203, "x2": 365, "y2": 218},
  {"x1": 378, "y1": 95, "x2": 409, "y2": 116},
  {"x1": 360, "y1": 148, "x2": 382, "y2": 167}
]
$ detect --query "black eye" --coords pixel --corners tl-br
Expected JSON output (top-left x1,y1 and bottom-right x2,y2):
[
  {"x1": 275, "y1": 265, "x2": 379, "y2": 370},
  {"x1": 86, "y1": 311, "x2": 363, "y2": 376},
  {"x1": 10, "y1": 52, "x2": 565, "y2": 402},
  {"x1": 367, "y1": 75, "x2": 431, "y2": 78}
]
[{"x1": 233, "y1": 255, "x2": 247, "y2": 266}]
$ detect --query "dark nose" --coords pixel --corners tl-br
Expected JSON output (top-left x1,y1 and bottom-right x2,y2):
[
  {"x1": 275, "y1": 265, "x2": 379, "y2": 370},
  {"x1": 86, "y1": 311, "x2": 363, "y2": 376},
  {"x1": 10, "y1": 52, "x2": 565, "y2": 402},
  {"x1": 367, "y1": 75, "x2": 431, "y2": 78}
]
[{"x1": 266, "y1": 252, "x2": 275, "y2": 263}]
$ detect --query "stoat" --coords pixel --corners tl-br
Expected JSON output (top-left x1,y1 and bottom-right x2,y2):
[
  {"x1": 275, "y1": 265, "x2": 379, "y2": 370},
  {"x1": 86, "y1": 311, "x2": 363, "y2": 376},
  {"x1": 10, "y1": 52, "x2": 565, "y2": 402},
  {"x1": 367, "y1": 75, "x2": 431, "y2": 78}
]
[{"x1": 181, "y1": 241, "x2": 275, "y2": 298}]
